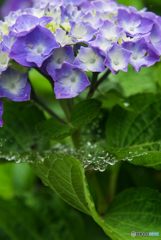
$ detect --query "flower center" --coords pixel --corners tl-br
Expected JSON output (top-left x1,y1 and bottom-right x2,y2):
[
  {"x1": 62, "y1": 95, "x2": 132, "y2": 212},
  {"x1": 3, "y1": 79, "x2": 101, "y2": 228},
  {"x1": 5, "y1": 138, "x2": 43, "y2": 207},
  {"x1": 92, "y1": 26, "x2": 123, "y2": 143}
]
[
  {"x1": 129, "y1": 26, "x2": 134, "y2": 31},
  {"x1": 10, "y1": 83, "x2": 15, "y2": 89},
  {"x1": 37, "y1": 46, "x2": 43, "y2": 54},
  {"x1": 113, "y1": 59, "x2": 119, "y2": 65},
  {"x1": 132, "y1": 53, "x2": 138, "y2": 60},
  {"x1": 71, "y1": 76, "x2": 76, "y2": 82},
  {"x1": 1, "y1": 58, "x2": 7, "y2": 65},
  {"x1": 57, "y1": 58, "x2": 63, "y2": 64},
  {"x1": 89, "y1": 58, "x2": 96, "y2": 64}
]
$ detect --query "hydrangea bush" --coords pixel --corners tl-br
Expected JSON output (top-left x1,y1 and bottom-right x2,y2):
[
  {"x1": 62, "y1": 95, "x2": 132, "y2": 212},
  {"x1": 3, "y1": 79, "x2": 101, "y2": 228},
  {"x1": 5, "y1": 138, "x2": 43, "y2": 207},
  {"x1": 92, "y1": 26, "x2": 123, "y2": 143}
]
[{"x1": 1, "y1": 0, "x2": 161, "y2": 239}]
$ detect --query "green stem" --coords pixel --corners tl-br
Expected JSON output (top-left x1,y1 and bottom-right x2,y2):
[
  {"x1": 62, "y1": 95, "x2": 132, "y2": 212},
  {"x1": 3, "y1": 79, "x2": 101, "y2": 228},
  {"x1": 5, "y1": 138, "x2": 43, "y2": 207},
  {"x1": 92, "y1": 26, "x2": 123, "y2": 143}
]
[
  {"x1": 87, "y1": 72, "x2": 99, "y2": 99},
  {"x1": 58, "y1": 99, "x2": 81, "y2": 149},
  {"x1": 86, "y1": 167, "x2": 108, "y2": 216},
  {"x1": 95, "y1": 69, "x2": 111, "y2": 89},
  {"x1": 71, "y1": 128, "x2": 82, "y2": 150},
  {"x1": 107, "y1": 161, "x2": 121, "y2": 206},
  {"x1": 87, "y1": 69, "x2": 111, "y2": 99},
  {"x1": 29, "y1": 78, "x2": 67, "y2": 125},
  {"x1": 58, "y1": 99, "x2": 72, "y2": 122}
]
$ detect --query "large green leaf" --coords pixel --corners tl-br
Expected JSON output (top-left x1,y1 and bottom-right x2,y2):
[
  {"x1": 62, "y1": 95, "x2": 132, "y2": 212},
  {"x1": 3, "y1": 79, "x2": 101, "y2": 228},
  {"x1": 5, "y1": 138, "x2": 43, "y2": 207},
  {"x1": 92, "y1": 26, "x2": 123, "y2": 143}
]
[
  {"x1": 30, "y1": 152, "x2": 91, "y2": 215},
  {"x1": 0, "y1": 100, "x2": 49, "y2": 163},
  {"x1": 30, "y1": 152, "x2": 161, "y2": 240},
  {"x1": 0, "y1": 190, "x2": 86, "y2": 240},
  {"x1": 101, "y1": 146, "x2": 161, "y2": 170},
  {"x1": 106, "y1": 93, "x2": 161, "y2": 148},
  {"x1": 97, "y1": 89, "x2": 134, "y2": 110},
  {"x1": 29, "y1": 153, "x2": 120, "y2": 240},
  {"x1": 36, "y1": 99, "x2": 102, "y2": 140},
  {"x1": 105, "y1": 93, "x2": 161, "y2": 169},
  {"x1": 108, "y1": 65, "x2": 158, "y2": 97},
  {"x1": 105, "y1": 188, "x2": 161, "y2": 240}
]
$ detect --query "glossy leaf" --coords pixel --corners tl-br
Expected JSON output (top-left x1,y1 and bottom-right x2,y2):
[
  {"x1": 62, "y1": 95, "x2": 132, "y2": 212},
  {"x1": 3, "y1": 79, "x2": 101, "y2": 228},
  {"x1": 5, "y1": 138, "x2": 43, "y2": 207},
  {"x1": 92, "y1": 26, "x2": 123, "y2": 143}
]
[
  {"x1": 106, "y1": 93, "x2": 161, "y2": 169},
  {"x1": 29, "y1": 152, "x2": 120, "y2": 240},
  {"x1": 36, "y1": 99, "x2": 102, "y2": 140},
  {"x1": 0, "y1": 100, "x2": 49, "y2": 163},
  {"x1": 105, "y1": 188, "x2": 161, "y2": 239}
]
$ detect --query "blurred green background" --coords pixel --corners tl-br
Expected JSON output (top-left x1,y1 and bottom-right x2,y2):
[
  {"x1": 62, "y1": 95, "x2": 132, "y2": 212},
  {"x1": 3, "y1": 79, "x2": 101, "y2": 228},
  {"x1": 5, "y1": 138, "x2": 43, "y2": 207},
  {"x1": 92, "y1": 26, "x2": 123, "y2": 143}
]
[{"x1": 0, "y1": 0, "x2": 161, "y2": 240}]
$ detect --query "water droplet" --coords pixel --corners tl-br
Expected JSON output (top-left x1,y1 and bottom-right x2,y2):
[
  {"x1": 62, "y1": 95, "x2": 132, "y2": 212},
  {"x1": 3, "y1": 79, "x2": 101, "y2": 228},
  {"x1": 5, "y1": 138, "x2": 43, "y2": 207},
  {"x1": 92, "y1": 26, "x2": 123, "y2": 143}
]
[{"x1": 124, "y1": 102, "x2": 129, "y2": 107}]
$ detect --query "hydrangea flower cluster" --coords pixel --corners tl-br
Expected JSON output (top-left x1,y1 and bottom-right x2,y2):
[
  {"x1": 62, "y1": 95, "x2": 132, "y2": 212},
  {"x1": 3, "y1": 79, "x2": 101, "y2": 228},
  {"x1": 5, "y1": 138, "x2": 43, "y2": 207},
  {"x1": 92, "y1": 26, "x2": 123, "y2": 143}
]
[{"x1": 0, "y1": 0, "x2": 161, "y2": 125}]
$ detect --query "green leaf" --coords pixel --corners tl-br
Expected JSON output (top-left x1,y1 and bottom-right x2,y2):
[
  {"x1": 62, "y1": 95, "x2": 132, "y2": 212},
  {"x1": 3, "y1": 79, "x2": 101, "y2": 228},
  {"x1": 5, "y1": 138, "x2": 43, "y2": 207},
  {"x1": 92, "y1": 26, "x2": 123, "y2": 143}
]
[
  {"x1": 29, "y1": 152, "x2": 120, "y2": 240},
  {"x1": 97, "y1": 89, "x2": 133, "y2": 111},
  {"x1": 105, "y1": 93, "x2": 161, "y2": 169},
  {"x1": 30, "y1": 152, "x2": 161, "y2": 239},
  {"x1": 109, "y1": 65, "x2": 158, "y2": 97},
  {"x1": 106, "y1": 93, "x2": 161, "y2": 148},
  {"x1": 36, "y1": 118, "x2": 77, "y2": 140},
  {"x1": 36, "y1": 99, "x2": 102, "y2": 140},
  {"x1": 71, "y1": 98, "x2": 102, "y2": 127},
  {"x1": 104, "y1": 188, "x2": 161, "y2": 239},
  {"x1": 9, "y1": 60, "x2": 29, "y2": 73},
  {"x1": 0, "y1": 190, "x2": 86, "y2": 240},
  {"x1": 0, "y1": 197, "x2": 48, "y2": 240},
  {"x1": 0, "y1": 100, "x2": 49, "y2": 163},
  {"x1": 101, "y1": 146, "x2": 161, "y2": 170},
  {"x1": 30, "y1": 152, "x2": 91, "y2": 215},
  {"x1": 0, "y1": 164, "x2": 14, "y2": 199}
]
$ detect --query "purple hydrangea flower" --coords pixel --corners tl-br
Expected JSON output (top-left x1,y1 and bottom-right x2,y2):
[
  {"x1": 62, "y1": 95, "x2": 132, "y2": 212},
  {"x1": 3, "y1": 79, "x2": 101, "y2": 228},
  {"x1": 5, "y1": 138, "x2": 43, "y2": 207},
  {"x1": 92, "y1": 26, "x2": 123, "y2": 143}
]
[
  {"x1": 55, "y1": 28, "x2": 74, "y2": 46},
  {"x1": 0, "y1": 100, "x2": 3, "y2": 126},
  {"x1": 60, "y1": 3, "x2": 76, "y2": 23},
  {"x1": 1, "y1": 35, "x2": 17, "y2": 53},
  {"x1": 92, "y1": 0, "x2": 118, "y2": 12},
  {"x1": 4, "y1": 9, "x2": 22, "y2": 27},
  {"x1": 0, "y1": 47, "x2": 10, "y2": 73},
  {"x1": 117, "y1": 9, "x2": 154, "y2": 36},
  {"x1": 44, "y1": 46, "x2": 75, "y2": 80},
  {"x1": 9, "y1": 25, "x2": 59, "y2": 67},
  {"x1": 122, "y1": 37, "x2": 160, "y2": 72},
  {"x1": 89, "y1": 35, "x2": 113, "y2": 57},
  {"x1": 63, "y1": 0, "x2": 85, "y2": 6},
  {"x1": 10, "y1": 14, "x2": 53, "y2": 37},
  {"x1": 54, "y1": 62, "x2": 90, "y2": 98},
  {"x1": 96, "y1": 20, "x2": 123, "y2": 42},
  {"x1": 149, "y1": 23, "x2": 161, "y2": 55},
  {"x1": 81, "y1": 12, "x2": 104, "y2": 29},
  {"x1": 0, "y1": 68, "x2": 31, "y2": 102},
  {"x1": 97, "y1": 10, "x2": 117, "y2": 23},
  {"x1": 104, "y1": 42, "x2": 132, "y2": 74},
  {"x1": 69, "y1": 21, "x2": 96, "y2": 42},
  {"x1": 0, "y1": 0, "x2": 33, "y2": 18},
  {"x1": 74, "y1": 46, "x2": 105, "y2": 72}
]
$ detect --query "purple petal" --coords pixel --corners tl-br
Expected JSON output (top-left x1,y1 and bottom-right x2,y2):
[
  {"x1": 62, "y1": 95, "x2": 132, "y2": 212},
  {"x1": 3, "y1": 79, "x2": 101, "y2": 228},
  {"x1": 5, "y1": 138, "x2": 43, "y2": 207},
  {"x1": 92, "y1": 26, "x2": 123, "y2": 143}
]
[
  {"x1": 122, "y1": 37, "x2": 160, "y2": 71},
  {"x1": 45, "y1": 46, "x2": 74, "y2": 80},
  {"x1": 117, "y1": 9, "x2": 153, "y2": 36},
  {"x1": 74, "y1": 46, "x2": 105, "y2": 72},
  {"x1": 96, "y1": 20, "x2": 123, "y2": 42},
  {"x1": 104, "y1": 42, "x2": 132, "y2": 74},
  {"x1": 10, "y1": 15, "x2": 53, "y2": 37},
  {"x1": 9, "y1": 25, "x2": 59, "y2": 67},
  {"x1": 89, "y1": 35, "x2": 113, "y2": 57},
  {"x1": 0, "y1": 0, "x2": 32, "y2": 18},
  {"x1": 69, "y1": 21, "x2": 96, "y2": 42},
  {"x1": 0, "y1": 68, "x2": 31, "y2": 102},
  {"x1": 54, "y1": 62, "x2": 90, "y2": 99}
]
